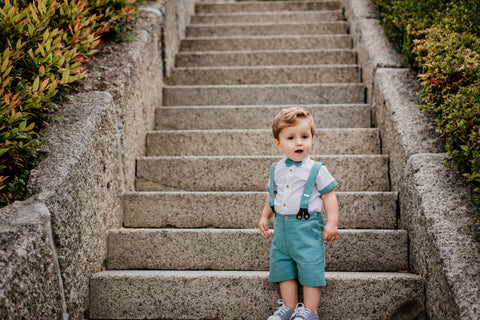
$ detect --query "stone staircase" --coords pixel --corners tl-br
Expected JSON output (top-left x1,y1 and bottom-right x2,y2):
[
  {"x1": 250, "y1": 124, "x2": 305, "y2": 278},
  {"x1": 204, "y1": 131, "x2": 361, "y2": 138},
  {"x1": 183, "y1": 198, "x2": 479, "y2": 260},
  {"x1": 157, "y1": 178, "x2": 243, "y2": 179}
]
[{"x1": 89, "y1": 1, "x2": 425, "y2": 319}]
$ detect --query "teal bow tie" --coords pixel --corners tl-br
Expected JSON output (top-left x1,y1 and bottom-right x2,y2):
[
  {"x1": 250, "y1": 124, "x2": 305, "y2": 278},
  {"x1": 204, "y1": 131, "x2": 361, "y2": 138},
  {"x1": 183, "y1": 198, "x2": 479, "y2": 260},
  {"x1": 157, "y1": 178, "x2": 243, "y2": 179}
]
[{"x1": 285, "y1": 158, "x2": 302, "y2": 167}]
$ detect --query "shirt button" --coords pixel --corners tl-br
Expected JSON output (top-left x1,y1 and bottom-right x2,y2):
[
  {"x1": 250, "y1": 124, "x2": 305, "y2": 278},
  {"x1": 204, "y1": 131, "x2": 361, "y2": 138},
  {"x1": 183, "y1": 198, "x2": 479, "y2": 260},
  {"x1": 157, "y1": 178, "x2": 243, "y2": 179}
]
[
  {"x1": 283, "y1": 203, "x2": 286, "y2": 207},
  {"x1": 286, "y1": 185, "x2": 289, "y2": 188},
  {"x1": 285, "y1": 216, "x2": 289, "y2": 221},
  {"x1": 289, "y1": 169, "x2": 293, "y2": 172}
]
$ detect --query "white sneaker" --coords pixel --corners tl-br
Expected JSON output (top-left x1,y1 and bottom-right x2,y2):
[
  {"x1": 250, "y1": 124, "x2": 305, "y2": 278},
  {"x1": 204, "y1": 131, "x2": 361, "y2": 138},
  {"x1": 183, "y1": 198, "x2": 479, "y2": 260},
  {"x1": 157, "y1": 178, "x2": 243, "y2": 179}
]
[
  {"x1": 267, "y1": 299, "x2": 295, "y2": 320},
  {"x1": 291, "y1": 303, "x2": 319, "y2": 320}
]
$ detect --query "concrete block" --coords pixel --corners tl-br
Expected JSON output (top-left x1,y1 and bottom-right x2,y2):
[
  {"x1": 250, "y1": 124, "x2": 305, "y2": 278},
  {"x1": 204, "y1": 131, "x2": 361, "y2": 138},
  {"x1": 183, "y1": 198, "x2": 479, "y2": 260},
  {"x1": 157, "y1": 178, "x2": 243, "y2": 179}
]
[
  {"x1": 342, "y1": 0, "x2": 379, "y2": 21},
  {"x1": 191, "y1": 11, "x2": 343, "y2": 24},
  {"x1": 89, "y1": 270, "x2": 425, "y2": 320},
  {"x1": 175, "y1": 49, "x2": 356, "y2": 67},
  {"x1": 0, "y1": 201, "x2": 64, "y2": 320},
  {"x1": 123, "y1": 191, "x2": 398, "y2": 229},
  {"x1": 353, "y1": 19, "x2": 405, "y2": 103},
  {"x1": 135, "y1": 155, "x2": 390, "y2": 192},
  {"x1": 145, "y1": 128, "x2": 380, "y2": 156},
  {"x1": 373, "y1": 69, "x2": 444, "y2": 190},
  {"x1": 155, "y1": 104, "x2": 371, "y2": 130},
  {"x1": 163, "y1": 83, "x2": 365, "y2": 106},
  {"x1": 179, "y1": 35, "x2": 352, "y2": 51},
  {"x1": 27, "y1": 92, "x2": 123, "y2": 320},
  {"x1": 195, "y1": 1, "x2": 340, "y2": 13},
  {"x1": 186, "y1": 22, "x2": 349, "y2": 37},
  {"x1": 168, "y1": 65, "x2": 360, "y2": 85},
  {"x1": 402, "y1": 154, "x2": 480, "y2": 320},
  {"x1": 71, "y1": 11, "x2": 162, "y2": 192},
  {"x1": 108, "y1": 228, "x2": 408, "y2": 272}
]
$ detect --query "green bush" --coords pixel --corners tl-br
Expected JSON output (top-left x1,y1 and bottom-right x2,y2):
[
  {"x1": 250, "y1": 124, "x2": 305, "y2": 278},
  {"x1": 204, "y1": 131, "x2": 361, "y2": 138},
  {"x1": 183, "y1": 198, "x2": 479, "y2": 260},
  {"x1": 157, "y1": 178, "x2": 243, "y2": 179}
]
[
  {"x1": 373, "y1": 0, "x2": 480, "y2": 235},
  {"x1": 0, "y1": 0, "x2": 137, "y2": 206}
]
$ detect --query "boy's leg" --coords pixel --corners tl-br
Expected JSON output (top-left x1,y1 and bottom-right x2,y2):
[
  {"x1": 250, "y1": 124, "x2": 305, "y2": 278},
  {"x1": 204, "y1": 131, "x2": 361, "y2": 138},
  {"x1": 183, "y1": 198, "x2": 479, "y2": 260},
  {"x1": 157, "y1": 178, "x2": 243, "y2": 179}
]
[
  {"x1": 279, "y1": 279, "x2": 298, "y2": 310},
  {"x1": 303, "y1": 286, "x2": 321, "y2": 313}
]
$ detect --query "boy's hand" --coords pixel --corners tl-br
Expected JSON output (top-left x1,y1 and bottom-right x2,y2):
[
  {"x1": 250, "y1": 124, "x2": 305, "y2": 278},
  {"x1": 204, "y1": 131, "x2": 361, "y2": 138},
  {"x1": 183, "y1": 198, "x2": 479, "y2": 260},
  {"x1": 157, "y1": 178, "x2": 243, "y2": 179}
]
[
  {"x1": 323, "y1": 222, "x2": 338, "y2": 242},
  {"x1": 258, "y1": 217, "x2": 271, "y2": 238}
]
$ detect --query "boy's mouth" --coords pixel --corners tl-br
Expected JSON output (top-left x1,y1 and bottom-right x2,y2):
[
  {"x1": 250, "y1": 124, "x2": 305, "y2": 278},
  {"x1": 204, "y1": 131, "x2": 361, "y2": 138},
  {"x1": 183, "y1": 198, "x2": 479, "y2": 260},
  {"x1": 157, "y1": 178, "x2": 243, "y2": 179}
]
[{"x1": 295, "y1": 149, "x2": 303, "y2": 153}]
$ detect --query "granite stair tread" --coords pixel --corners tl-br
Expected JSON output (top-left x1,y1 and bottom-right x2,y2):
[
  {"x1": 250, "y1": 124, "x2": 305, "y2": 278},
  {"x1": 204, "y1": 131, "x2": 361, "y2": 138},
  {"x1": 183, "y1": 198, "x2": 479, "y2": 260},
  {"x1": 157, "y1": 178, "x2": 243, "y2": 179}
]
[
  {"x1": 123, "y1": 191, "x2": 398, "y2": 229},
  {"x1": 175, "y1": 49, "x2": 357, "y2": 67},
  {"x1": 89, "y1": 270, "x2": 424, "y2": 320},
  {"x1": 107, "y1": 228, "x2": 408, "y2": 272},
  {"x1": 145, "y1": 128, "x2": 379, "y2": 156},
  {"x1": 155, "y1": 104, "x2": 371, "y2": 129},
  {"x1": 168, "y1": 64, "x2": 361, "y2": 85},
  {"x1": 135, "y1": 154, "x2": 390, "y2": 192}
]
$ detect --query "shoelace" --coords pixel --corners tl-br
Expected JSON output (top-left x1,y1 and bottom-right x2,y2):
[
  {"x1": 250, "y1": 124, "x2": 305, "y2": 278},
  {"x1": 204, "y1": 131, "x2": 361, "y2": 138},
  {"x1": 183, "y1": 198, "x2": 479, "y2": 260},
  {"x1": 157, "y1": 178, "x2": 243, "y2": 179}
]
[
  {"x1": 274, "y1": 299, "x2": 290, "y2": 316},
  {"x1": 293, "y1": 303, "x2": 311, "y2": 320}
]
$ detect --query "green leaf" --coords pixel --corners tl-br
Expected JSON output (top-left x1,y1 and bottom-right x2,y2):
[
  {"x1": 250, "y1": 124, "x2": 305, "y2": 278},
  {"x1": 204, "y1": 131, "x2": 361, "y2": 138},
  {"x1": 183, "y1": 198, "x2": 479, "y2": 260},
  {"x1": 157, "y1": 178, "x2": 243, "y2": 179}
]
[{"x1": 0, "y1": 148, "x2": 10, "y2": 157}]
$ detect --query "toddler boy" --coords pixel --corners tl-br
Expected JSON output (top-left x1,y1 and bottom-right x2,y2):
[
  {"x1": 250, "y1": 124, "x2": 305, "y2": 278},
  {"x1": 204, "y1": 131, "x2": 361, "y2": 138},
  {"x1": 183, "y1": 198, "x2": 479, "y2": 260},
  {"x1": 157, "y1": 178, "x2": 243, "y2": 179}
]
[{"x1": 258, "y1": 107, "x2": 339, "y2": 320}]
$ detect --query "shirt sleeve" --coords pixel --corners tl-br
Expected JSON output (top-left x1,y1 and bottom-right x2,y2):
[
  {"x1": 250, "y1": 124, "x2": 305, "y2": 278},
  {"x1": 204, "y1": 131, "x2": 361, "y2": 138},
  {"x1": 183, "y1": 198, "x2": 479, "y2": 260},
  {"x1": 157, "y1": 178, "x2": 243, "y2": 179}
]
[{"x1": 316, "y1": 164, "x2": 338, "y2": 195}]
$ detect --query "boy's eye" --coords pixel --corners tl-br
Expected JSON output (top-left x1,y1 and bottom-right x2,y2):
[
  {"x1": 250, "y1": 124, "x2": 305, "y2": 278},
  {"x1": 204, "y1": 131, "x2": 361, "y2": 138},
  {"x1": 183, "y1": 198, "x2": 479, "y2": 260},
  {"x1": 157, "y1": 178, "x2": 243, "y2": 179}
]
[
  {"x1": 302, "y1": 135, "x2": 308, "y2": 139},
  {"x1": 287, "y1": 136, "x2": 294, "y2": 140}
]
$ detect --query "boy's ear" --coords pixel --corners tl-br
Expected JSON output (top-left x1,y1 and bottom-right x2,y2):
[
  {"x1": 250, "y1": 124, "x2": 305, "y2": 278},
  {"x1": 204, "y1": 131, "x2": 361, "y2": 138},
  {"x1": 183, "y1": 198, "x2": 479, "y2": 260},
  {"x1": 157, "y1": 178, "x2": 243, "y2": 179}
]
[{"x1": 274, "y1": 139, "x2": 280, "y2": 147}]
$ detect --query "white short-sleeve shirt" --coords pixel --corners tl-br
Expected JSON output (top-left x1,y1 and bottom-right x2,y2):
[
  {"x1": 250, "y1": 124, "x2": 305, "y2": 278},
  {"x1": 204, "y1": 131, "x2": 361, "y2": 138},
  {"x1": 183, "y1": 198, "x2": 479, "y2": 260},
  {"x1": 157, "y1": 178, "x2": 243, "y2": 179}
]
[{"x1": 267, "y1": 155, "x2": 338, "y2": 215}]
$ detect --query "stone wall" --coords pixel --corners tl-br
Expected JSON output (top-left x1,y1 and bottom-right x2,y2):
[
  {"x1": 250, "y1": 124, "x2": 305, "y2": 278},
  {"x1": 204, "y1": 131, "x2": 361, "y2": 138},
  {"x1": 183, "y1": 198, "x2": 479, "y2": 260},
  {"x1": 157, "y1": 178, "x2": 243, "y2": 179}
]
[
  {"x1": 343, "y1": 0, "x2": 480, "y2": 319},
  {"x1": 0, "y1": 0, "x2": 194, "y2": 318}
]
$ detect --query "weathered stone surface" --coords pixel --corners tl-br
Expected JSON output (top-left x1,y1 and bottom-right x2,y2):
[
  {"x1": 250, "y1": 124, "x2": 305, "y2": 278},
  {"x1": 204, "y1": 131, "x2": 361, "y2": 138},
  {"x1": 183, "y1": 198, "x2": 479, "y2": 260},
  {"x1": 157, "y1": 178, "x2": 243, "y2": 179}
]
[
  {"x1": 0, "y1": 200, "x2": 64, "y2": 320},
  {"x1": 26, "y1": 92, "x2": 122, "y2": 320},
  {"x1": 352, "y1": 20, "x2": 405, "y2": 103},
  {"x1": 180, "y1": 35, "x2": 352, "y2": 51},
  {"x1": 146, "y1": 128, "x2": 380, "y2": 156},
  {"x1": 195, "y1": 1, "x2": 340, "y2": 13},
  {"x1": 162, "y1": 0, "x2": 196, "y2": 77},
  {"x1": 175, "y1": 49, "x2": 356, "y2": 67},
  {"x1": 186, "y1": 22, "x2": 349, "y2": 37},
  {"x1": 136, "y1": 155, "x2": 390, "y2": 192},
  {"x1": 71, "y1": 10, "x2": 163, "y2": 192},
  {"x1": 373, "y1": 69, "x2": 445, "y2": 191},
  {"x1": 169, "y1": 65, "x2": 360, "y2": 85},
  {"x1": 155, "y1": 104, "x2": 371, "y2": 130},
  {"x1": 123, "y1": 191, "x2": 398, "y2": 229},
  {"x1": 342, "y1": 0, "x2": 379, "y2": 21},
  {"x1": 163, "y1": 83, "x2": 365, "y2": 106},
  {"x1": 191, "y1": 11, "x2": 343, "y2": 24},
  {"x1": 107, "y1": 228, "x2": 408, "y2": 272},
  {"x1": 89, "y1": 270, "x2": 424, "y2": 320},
  {"x1": 402, "y1": 154, "x2": 480, "y2": 320}
]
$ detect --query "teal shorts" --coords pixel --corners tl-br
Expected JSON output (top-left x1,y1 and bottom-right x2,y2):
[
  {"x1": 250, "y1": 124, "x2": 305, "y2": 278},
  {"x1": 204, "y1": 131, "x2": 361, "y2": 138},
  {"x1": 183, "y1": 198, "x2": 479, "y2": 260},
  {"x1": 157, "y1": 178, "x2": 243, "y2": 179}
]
[{"x1": 269, "y1": 212, "x2": 326, "y2": 287}]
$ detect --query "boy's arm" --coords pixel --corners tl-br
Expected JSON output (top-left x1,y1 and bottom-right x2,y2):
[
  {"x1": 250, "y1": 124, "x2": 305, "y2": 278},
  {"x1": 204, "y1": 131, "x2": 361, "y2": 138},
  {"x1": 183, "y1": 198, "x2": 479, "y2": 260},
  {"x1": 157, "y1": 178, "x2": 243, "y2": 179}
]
[
  {"x1": 259, "y1": 194, "x2": 274, "y2": 238},
  {"x1": 321, "y1": 190, "x2": 338, "y2": 242}
]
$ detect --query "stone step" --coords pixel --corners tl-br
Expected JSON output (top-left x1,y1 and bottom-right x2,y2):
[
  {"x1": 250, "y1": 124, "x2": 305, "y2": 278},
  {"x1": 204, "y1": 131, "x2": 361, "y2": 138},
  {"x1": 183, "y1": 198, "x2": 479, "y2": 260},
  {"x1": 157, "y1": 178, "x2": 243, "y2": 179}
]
[
  {"x1": 135, "y1": 155, "x2": 389, "y2": 192},
  {"x1": 180, "y1": 35, "x2": 352, "y2": 52},
  {"x1": 175, "y1": 49, "x2": 356, "y2": 67},
  {"x1": 195, "y1": 1, "x2": 341, "y2": 14},
  {"x1": 168, "y1": 65, "x2": 360, "y2": 85},
  {"x1": 145, "y1": 128, "x2": 379, "y2": 156},
  {"x1": 191, "y1": 10, "x2": 343, "y2": 24},
  {"x1": 186, "y1": 22, "x2": 349, "y2": 37},
  {"x1": 107, "y1": 228, "x2": 408, "y2": 272},
  {"x1": 163, "y1": 84, "x2": 365, "y2": 106},
  {"x1": 89, "y1": 270, "x2": 425, "y2": 320},
  {"x1": 123, "y1": 191, "x2": 398, "y2": 229},
  {"x1": 155, "y1": 104, "x2": 371, "y2": 130}
]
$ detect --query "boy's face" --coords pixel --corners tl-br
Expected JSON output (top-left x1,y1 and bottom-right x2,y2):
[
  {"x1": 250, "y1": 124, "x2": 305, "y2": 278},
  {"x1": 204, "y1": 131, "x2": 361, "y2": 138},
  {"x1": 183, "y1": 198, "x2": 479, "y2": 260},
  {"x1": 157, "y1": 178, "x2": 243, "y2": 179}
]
[{"x1": 274, "y1": 118, "x2": 313, "y2": 162}]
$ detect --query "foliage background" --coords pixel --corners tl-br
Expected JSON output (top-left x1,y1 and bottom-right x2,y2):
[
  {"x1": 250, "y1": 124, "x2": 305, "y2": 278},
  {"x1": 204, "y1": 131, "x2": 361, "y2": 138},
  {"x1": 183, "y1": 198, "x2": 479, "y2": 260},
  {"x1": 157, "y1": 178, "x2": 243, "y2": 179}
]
[
  {"x1": 0, "y1": 0, "x2": 137, "y2": 206},
  {"x1": 372, "y1": 0, "x2": 480, "y2": 235}
]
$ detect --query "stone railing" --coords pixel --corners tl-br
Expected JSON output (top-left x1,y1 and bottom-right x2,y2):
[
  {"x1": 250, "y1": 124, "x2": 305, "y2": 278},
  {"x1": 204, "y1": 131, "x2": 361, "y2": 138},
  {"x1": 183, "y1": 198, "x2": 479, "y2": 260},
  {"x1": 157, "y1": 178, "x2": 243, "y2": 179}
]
[
  {"x1": 0, "y1": 0, "x2": 195, "y2": 318},
  {"x1": 342, "y1": 0, "x2": 480, "y2": 319}
]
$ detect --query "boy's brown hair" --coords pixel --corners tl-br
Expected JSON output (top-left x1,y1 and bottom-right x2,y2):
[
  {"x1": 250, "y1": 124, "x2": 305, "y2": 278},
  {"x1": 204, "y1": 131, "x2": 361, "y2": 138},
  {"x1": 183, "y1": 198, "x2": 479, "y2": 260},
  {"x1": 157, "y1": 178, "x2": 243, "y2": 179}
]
[{"x1": 272, "y1": 107, "x2": 315, "y2": 140}]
